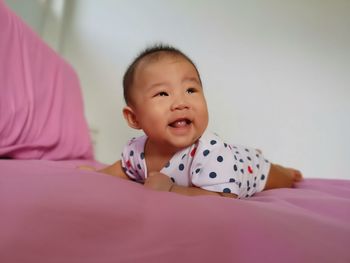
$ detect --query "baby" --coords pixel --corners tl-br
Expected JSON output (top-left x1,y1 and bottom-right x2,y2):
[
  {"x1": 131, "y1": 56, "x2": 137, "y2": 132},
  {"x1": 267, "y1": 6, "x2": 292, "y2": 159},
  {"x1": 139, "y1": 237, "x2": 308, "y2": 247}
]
[{"x1": 92, "y1": 44, "x2": 302, "y2": 198}]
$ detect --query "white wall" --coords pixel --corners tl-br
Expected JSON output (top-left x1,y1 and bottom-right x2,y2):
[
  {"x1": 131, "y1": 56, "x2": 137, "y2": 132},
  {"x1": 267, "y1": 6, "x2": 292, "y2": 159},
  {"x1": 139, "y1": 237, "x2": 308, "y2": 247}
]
[
  {"x1": 5, "y1": 0, "x2": 46, "y2": 34},
  {"x1": 7, "y1": 0, "x2": 350, "y2": 179},
  {"x1": 5, "y1": 0, "x2": 67, "y2": 52}
]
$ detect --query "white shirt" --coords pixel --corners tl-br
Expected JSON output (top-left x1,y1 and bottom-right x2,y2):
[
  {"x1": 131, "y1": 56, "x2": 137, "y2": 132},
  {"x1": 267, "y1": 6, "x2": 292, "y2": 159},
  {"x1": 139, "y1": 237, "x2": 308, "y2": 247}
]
[{"x1": 121, "y1": 131, "x2": 270, "y2": 198}]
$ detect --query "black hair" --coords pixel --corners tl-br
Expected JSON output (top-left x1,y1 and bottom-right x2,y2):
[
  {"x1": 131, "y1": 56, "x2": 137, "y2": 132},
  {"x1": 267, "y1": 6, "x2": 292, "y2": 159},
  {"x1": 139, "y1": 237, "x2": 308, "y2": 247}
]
[{"x1": 123, "y1": 43, "x2": 202, "y2": 105}]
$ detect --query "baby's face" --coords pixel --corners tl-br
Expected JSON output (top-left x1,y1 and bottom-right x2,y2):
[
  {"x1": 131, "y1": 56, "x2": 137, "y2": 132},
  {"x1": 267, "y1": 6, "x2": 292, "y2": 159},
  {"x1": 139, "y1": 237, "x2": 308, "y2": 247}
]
[{"x1": 129, "y1": 55, "x2": 209, "y2": 153}]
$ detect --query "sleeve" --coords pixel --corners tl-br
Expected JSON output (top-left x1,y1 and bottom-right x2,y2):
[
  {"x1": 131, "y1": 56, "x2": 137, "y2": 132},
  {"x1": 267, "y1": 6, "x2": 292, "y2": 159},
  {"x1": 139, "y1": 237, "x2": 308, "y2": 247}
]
[
  {"x1": 190, "y1": 133, "x2": 271, "y2": 198},
  {"x1": 230, "y1": 144, "x2": 271, "y2": 196},
  {"x1": 190, "y1": 134, "x2": 242, "y2": 195},
  {"x1": 121, "y1": 137, "x2": 146, "y2": 183}
]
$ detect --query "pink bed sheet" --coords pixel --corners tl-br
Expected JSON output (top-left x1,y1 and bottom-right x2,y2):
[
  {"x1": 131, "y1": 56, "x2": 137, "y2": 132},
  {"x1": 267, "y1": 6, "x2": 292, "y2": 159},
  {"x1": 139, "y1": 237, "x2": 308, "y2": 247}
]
[{"x1": 1, "y1": 159, "x2": 349, "y2": 263}]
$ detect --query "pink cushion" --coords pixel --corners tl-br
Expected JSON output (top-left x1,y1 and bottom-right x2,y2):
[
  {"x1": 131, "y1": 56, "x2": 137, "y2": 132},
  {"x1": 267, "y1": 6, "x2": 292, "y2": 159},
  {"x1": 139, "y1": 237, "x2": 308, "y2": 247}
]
[{"x1": 0, "y1": 1, "x2": 93, "y2": 160}]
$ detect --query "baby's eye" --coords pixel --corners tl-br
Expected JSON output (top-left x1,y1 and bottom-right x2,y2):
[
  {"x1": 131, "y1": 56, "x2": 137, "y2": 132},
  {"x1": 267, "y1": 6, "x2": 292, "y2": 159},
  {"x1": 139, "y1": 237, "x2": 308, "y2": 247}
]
[
  {"x1": 156, "y1": 91, "x2": 169, "y2": 97},
  {"x1": 186, "y1": 87, "x2": 196, "y2": 94}
]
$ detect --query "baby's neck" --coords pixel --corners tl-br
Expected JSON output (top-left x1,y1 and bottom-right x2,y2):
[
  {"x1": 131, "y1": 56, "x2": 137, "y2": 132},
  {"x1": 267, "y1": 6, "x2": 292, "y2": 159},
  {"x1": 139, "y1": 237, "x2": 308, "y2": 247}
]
[{"x1": 144, "y1": 139, "x2": 178, "y2": 173}]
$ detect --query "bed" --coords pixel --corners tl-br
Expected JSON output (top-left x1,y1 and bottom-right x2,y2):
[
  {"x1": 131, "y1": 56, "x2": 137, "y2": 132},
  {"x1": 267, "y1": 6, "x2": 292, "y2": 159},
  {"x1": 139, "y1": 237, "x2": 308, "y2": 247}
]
[{"x1": 1, "y1": 1, "x2": 350, "y2": 262}]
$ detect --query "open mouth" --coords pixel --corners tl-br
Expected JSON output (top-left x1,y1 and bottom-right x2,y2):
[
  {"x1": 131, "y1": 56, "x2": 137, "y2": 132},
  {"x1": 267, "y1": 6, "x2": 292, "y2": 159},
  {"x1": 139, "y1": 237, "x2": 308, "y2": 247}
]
[{"x1": 169, "y1": 118, "x2": 192, "y2": 128}]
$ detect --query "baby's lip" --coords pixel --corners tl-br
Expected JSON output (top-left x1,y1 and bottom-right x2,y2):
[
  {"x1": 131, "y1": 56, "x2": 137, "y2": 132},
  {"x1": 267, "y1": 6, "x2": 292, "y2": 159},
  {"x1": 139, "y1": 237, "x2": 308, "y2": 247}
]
[{"x1": 169, "y1": 118, "x2": 192, "y2": 128}]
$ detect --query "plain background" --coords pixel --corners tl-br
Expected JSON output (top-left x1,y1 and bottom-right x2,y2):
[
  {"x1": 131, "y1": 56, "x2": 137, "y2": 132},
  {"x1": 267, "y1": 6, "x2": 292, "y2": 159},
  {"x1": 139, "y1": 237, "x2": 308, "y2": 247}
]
[{"x1": 5, "y1": 0, "x2": 350, "y2": 179}]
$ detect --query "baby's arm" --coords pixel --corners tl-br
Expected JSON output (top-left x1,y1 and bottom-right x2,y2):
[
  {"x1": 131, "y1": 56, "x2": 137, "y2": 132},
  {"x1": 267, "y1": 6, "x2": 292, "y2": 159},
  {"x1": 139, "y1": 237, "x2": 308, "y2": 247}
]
[
  {"x1": 79, "y1": 161, "x2": 130, "y2": 180},
  {"x1": 145, "y1": 172, "x2": 237, "y2": 198},
  {"x1": 81, "y1": 161, "x2": 236, "y2": 197},
  {"x1": 98, "y1": 160, "x2": 131, "y2": 180}
]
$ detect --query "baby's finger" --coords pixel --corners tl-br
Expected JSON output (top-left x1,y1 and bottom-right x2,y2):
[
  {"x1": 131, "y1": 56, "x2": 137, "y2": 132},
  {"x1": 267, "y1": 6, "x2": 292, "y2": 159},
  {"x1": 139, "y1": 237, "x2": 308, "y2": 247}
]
[{"x1": 292, "y1": 170, "x2": 303, "y2": 181}]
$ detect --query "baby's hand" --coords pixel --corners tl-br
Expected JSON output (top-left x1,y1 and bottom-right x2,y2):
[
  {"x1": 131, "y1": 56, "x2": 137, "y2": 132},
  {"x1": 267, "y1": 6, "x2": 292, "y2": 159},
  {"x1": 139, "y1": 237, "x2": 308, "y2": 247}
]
[
  {"x1": 288, "y1": 167, "x2": 303, "y2": 182},
  {"x1": 144, "y1": 172, "x2": 174, "y2": 192}
]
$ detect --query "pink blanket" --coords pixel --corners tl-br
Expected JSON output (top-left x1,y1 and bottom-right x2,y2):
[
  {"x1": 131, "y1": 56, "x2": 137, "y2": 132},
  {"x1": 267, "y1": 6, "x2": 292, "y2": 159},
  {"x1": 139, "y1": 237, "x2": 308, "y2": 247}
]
[{"x1": 1, "y1": 160, "x2": 350, "y2": 263}]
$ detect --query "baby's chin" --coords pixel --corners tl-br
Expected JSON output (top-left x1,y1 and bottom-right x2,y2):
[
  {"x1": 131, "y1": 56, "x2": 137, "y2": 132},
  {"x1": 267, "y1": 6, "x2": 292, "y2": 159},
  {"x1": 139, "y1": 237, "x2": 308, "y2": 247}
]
[{"x1": 166, "y1": 135, "x2": 200, "y2": 151}]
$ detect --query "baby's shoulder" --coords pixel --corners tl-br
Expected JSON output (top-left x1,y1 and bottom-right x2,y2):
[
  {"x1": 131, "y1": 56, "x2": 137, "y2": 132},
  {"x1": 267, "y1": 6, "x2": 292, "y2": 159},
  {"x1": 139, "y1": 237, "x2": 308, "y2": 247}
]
[
  {"x1": 197, "y1": 132, "x2": 254, "y2": 158},
  {"x1": 198, "y1": 131, "x2": 227, "y2": 149},
  {"x1": 122, "y1": 135, "x2": 147, "y2": 157},
  {"x1": 195, "y1": 132, "x2": 231, "y2": 158}
]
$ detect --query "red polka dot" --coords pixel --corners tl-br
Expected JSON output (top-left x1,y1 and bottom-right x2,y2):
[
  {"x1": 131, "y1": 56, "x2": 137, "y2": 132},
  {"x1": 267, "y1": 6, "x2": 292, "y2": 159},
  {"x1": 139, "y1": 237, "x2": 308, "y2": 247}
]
[
  {"x1": 126, "y1": 160, "x2": 131, "y2": 168},
  {"x1": 190, "y1": 147, "x2": 197, "y2": 157},
  {"x1": 248, "y1": 165, "x2": 253, "y2": 174}
]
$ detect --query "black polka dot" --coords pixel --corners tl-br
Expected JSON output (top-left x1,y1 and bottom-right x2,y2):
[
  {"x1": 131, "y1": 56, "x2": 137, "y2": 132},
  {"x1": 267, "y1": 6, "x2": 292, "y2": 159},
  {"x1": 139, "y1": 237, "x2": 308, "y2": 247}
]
[
  {"x1": 165, "y1": 162, "x2": 170, "y2": 168},
  {"x1": 203, "y1": 149, "x2": 210, "y2": 156},
  {"x1": 224, "y1": 143, "x2": 227, "y2": 148},
  {"x1": 234, "y1": 155, "x2": 237, "y2": 160},
  {"x1": 256, "y1": 164, "x2": 260, "y2": 169},
  {"x1": 229, "y1": 178, "x2": 235, "y2": 183},
  {"x1": 179, "y1": 164, "x2": 185, "y2": 171},
  {"x1": 239, "y1": 182, "x2": 242, "y2": 188},
  {"x1": 245, "y1": 148, "x2": 249, "y2": 152},
  {"x1": 223, "y1": 188, "x2": 231, "y2": 193},
  {"x1": 210, "y1": 140, "x2": 217, "y2": 145},
  {"x1": 247, "y1": 156, "x2": 251, "y2": 161},
  {"x1": 195, "y1": 168, "x2": 201, "y2": 174},
  {"x1": 240, "y1": 169, "x2": 244, "y2": 174},
  {"x1": 247, "y1": 187, "x2": 251, "y2": 191},
  {"x1": 256, "y1": 154, "x2": 260, "y2": 158},
  {"x1": 170, "y1": 177, "x2": 175, "y2": 183},
  {"x1": 261, "y1": 174, "x2": 266, "y2": 180},
  {"x1": 130, "y1": 150, "x2": 134, "y2": 156},
  {"x1": 209, "y1": 172, "x2": 217, "y2": 178},
  {"x1": 247, "y1": 181, "x2": 250, "y2": 186},
  {"x1": 239, "y1": 159, "x2": 244, "y2": 163},
  {"x1": 217, "y1": 156, "x2": 223, "y2": 162},
  {"x1": 246, "y1": 194, "x2": 249, "y2": 198},
  {"x1": 137, "y1": 164, "x2": 142, "y2": 170},
  {"x1": 233, "y1": 164, "x2": 238, "y2": 171},
  {"x1": 140, "y1": 152, "x2": 145, "y2": 159},
  {"x1": 254, "y1": 176, "x2": 257, "y2": 181},
  {"x1": 182, "y1": 154, "x2": 186, "y2": 159},
  {"x1": 253, "y1": 183, "x2": 257, "y2": 188}
]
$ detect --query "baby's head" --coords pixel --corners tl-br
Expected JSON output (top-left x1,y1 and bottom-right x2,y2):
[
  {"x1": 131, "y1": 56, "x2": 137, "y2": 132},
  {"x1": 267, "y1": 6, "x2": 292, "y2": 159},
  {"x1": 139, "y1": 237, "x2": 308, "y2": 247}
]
[
  {"x1": 122, "y1": 44, "x2": 209, "y2": 152},
  {"x1": 123, "y1": 44, "x2": 202, "y2": 105}
]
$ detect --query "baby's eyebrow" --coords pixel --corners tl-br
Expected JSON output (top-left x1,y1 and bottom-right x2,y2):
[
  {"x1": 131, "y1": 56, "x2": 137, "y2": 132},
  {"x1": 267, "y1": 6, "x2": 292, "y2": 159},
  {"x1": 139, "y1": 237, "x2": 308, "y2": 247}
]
[
  {"x1": 146, "y1": 77, "x2": 200, "y2": 92},
  {"x1": 182, "y1": 76, "x2": 200, "y2": 84},
  {"x1": 146, "y1": 81, "x2": 170, "y2": 92}
]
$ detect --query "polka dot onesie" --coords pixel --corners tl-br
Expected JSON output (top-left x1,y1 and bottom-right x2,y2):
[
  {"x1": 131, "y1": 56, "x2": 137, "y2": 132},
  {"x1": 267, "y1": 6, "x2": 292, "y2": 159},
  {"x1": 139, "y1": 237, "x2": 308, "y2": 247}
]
[{"x1": 121, "y1": 131, "x2": 271, "y2": 198}]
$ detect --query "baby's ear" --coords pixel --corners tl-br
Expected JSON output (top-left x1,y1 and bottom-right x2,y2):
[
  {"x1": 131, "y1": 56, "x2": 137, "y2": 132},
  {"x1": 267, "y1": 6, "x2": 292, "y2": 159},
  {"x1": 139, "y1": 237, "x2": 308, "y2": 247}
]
[{"x1": 123, "y1": 106, "x2": 141, "y2": 129}]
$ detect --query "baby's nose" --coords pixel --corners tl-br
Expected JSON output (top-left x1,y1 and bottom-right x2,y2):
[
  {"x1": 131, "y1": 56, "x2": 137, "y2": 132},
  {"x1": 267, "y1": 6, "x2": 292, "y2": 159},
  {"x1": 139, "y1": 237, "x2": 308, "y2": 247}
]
[{"x1": 171, "y1": 96, "x2": 189, "y2": 111}]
